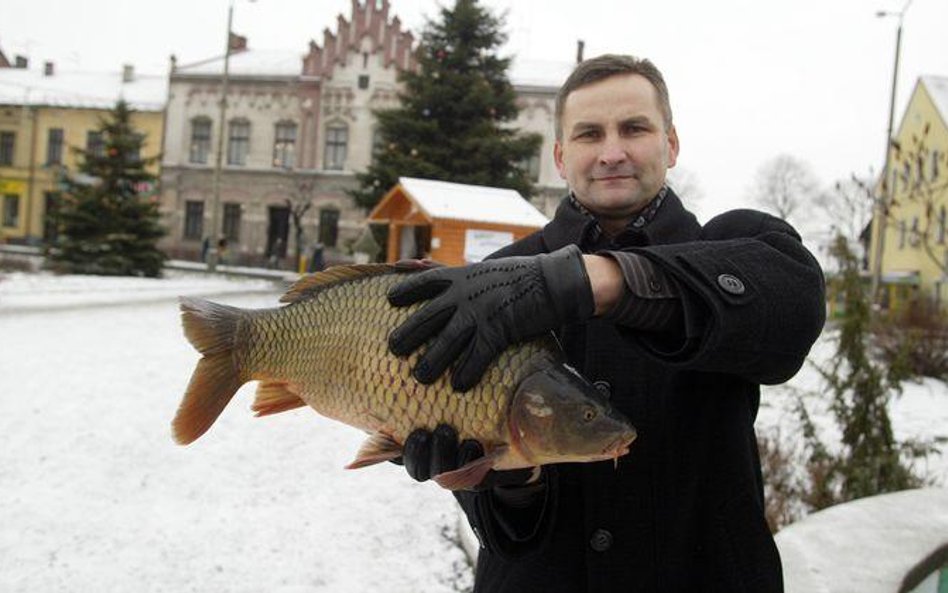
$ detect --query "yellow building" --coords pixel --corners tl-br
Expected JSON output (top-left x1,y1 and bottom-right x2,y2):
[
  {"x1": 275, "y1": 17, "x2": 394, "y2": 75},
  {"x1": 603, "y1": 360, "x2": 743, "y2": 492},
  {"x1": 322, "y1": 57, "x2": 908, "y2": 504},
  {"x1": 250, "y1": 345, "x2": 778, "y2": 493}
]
[
  {"x1": 868, "y1": 76, "x2": 948, "y2": 310},
  {"x1": 0, "y1": 61, "x2": 166, "y2": 244}
]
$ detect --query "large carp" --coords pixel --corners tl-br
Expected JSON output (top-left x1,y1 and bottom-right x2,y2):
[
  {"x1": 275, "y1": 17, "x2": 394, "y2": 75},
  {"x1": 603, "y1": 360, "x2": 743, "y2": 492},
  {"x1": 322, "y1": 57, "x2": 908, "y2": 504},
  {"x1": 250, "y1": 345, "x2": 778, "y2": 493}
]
[{"x1": 172, "y1": 263, "x2": 636, "y2": 490}]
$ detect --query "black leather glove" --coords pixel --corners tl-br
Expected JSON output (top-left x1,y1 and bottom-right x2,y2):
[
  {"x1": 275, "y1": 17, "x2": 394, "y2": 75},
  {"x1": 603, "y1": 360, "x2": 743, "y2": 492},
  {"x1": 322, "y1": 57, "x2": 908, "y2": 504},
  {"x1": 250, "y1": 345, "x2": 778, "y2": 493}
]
[
  {"x1": 401, "y1": 424, "x2": 538, "y2": 491},
  {"x1": 387, "y1": 244, "x2": 595, "y2": 392}
]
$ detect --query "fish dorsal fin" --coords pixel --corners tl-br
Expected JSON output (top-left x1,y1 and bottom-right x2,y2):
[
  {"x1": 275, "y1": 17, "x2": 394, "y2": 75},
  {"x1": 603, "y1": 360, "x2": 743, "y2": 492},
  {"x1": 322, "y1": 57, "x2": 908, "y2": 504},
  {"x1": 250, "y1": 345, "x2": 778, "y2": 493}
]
[{"x1": 280, "y1": 264, "x2": 395, "y2": 304}]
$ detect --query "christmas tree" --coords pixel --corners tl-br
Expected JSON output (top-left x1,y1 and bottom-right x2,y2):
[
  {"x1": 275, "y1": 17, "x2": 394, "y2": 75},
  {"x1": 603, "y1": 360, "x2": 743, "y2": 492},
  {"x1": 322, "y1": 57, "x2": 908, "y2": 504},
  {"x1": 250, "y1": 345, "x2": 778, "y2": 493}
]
[
  {"x1": 47, "y1": 100, "x2": 167, "y2": 277},
  {"x1": 351, "y1": 0, "x2": 542, "y2": 210}
]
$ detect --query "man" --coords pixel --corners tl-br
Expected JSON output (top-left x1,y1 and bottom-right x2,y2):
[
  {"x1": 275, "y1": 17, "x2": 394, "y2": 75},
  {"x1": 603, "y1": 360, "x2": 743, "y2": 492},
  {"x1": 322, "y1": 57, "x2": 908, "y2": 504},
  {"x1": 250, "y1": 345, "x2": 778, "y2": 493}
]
[{"x1": 388, "y1": 54, "x2": 825, "y2": 592}]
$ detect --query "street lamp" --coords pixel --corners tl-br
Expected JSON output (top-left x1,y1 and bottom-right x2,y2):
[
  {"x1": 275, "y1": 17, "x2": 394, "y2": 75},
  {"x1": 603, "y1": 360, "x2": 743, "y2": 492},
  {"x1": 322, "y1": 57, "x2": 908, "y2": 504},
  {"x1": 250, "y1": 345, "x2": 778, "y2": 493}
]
[
  {"x1": 207, "y1": 0, "x2": 255, "y2": 272},
  {"x1": 870, "y1": 0, "x2": 913, "y2": 307}
]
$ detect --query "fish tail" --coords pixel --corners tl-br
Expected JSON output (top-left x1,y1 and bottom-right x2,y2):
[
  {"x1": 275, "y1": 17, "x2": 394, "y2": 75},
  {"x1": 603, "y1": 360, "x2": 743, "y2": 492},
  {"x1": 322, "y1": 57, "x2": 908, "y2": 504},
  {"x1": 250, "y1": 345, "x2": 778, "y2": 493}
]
[{"x1": 173, "y1": 297, "x2": 248, "y2": 445}]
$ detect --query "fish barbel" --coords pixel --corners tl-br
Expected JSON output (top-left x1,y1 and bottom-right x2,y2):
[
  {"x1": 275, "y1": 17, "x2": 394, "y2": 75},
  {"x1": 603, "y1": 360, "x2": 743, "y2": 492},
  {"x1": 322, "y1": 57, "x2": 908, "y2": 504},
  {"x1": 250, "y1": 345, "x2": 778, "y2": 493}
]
[{"x1": 172, "y1": 263, "x2": 636, "y2": 489}]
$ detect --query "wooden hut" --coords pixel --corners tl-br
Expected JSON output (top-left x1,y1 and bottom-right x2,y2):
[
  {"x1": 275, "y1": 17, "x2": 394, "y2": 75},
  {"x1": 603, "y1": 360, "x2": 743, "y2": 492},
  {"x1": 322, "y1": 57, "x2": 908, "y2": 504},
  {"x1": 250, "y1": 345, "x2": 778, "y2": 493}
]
[{"x1": 367, "y1": 177, "x2": 549, "y2": 265}]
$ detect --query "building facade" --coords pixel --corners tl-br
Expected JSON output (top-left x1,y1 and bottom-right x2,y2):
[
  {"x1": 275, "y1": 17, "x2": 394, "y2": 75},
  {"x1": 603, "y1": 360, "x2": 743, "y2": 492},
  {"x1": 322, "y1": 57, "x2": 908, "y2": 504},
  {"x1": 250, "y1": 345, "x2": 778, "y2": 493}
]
[
  {"x1": 158, "y1": 0, "x2": 568, "y2": 267},
  {"x1": 0, "y1": 59, "x2": 165, "y2": 245},
  {"x1": 867, "y1": 75, "x2": 948, "y2": 309}
]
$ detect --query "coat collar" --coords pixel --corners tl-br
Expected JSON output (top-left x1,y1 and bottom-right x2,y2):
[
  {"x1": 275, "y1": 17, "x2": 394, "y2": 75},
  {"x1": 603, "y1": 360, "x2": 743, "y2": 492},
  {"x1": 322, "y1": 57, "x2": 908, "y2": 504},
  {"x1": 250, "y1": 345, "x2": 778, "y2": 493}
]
[{"x1": 542, "y1": 186, "x2": 701, "y2": 251}]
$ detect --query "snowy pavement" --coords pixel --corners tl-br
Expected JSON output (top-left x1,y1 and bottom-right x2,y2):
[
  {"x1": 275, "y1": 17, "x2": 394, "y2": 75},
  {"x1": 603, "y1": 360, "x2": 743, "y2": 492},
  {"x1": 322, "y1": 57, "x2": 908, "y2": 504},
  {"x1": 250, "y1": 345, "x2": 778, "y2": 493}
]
[
  {"x1": 1, "y1": 271, "x2": 945, "y2": 593},
  {"x1": 0, "y1": 272, "x2": 473, "y2": 593}
]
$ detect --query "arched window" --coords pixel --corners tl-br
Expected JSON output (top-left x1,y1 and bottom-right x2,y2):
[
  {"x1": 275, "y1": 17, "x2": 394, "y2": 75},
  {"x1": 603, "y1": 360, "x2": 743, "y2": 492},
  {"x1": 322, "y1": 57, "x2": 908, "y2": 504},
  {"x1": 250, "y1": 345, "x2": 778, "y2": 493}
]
[
  {"x1": 272, "y1": 121, "x2": 297, "y2": 168},
  {"x1": 227, "y1": 119, "x2": 251, "y2": 166},
  {"x1": 324, "y1": 123, "x2": 348, "y2": 170},
  {"x1": 189, "y1": 117, "x2": 212, "y2": 164}
]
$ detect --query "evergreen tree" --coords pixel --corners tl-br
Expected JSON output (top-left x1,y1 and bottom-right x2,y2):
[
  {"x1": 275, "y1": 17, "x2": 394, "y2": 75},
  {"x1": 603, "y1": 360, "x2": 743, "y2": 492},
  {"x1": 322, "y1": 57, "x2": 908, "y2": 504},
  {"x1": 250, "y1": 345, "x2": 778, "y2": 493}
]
[
  {"x1": 350, "y1": 0, "x2": 542, "y2": 210},
  {"x1": 47, "y1": 100, "x2": 167, "y2": 277},
  {"x1": 800, "y1": 234, "x2": 928, "y2": 509}
]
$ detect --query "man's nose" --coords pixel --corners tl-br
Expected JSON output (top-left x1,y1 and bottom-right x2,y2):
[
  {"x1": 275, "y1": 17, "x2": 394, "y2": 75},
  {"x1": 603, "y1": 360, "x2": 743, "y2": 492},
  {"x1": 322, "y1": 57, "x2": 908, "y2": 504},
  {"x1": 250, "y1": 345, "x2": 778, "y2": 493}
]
[{"x1": 598, "y1": 136, "x2": 628, "y2": 166}]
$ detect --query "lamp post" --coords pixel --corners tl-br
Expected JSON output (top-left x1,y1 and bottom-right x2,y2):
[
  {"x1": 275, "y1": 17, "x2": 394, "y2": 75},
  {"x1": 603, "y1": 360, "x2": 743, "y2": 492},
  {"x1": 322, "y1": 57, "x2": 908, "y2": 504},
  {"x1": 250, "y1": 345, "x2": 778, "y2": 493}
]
[
  {"x1": 207, "y1": 0, "x2": 254, "y2": 271},
  {"x1": 870, "y1": 0, "x2": 913, "y2": 307}
]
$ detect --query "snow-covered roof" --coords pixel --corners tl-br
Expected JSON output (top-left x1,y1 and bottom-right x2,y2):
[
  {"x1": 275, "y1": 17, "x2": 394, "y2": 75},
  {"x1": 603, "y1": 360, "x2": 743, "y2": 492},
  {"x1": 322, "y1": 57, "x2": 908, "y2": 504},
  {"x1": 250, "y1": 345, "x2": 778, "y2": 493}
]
[
  {"x1": 174, "y1": 49, "x2": 305, "y2": 78},
  {"x1": 398, "y1": 177, "x2": 548, "y2": 228},
  {"x1": 922, "y1": 75, "x2": 948, "y2": 125},
  {"x1": 0, "y1": 66, "x2": 166, "y2": 111},
  {"x1": 509, "y1": 58, "x2": 573, "y2": 90},
  {"x1": 775, "y1": 488, "x2": 948, "y2": 593}
]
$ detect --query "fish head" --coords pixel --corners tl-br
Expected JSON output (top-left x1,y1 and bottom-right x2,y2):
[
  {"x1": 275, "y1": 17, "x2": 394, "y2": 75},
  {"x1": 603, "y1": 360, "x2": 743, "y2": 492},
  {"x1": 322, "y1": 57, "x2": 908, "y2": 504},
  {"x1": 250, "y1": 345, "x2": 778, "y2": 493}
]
[{"x1": 508, "y1": 356, "x2": 637, "y2": 466}]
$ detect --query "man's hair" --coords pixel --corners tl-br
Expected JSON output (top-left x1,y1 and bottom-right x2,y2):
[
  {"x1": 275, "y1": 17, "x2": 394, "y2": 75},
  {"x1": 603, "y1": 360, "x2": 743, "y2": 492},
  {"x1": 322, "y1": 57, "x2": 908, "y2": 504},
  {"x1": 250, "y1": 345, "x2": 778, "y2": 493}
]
[{"x1": 554, "y1": 54, "x2": 673, "y2": 140}]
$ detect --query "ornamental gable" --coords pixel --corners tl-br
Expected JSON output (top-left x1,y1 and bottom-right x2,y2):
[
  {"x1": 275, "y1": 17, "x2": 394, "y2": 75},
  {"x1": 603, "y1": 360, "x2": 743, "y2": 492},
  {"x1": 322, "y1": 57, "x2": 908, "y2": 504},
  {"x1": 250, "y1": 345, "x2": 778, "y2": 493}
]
[{"x1": 303, "y1": 0, "x2": 416, "y2": 79}]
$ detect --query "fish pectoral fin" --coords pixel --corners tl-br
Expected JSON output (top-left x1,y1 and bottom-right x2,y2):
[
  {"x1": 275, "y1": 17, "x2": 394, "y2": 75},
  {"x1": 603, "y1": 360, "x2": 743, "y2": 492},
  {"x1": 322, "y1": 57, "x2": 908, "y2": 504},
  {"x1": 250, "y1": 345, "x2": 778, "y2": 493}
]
[
  {"x1": 433, "y1": 446, "x2": 508, "y2": 491},
  {"x1": 345, "y1": 432, "x2": 403, "y2": 469},
  {"x1": 251, "y1": 381, "x2": 306, "y2": 417}
]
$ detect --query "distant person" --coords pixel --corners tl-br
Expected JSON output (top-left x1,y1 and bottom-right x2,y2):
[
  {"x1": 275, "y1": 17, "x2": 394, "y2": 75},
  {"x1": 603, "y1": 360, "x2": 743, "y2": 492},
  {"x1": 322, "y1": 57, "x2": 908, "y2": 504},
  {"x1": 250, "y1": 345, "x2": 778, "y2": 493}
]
[
  {"x1": 308, "y1": 242, "x2": 325, "y2": 273},
  {"x1": 200, "y1": 237, "x2": 210, "y2": 262},
  {"x1": 386, "y1": 54, "x2": 826, "y2": 592},
  {"x1": 268, "y1": 238, "x2": 284, "y2": 269},
  {"x1": 217, "y1": 237, "x2": 228, "y2": 266}
]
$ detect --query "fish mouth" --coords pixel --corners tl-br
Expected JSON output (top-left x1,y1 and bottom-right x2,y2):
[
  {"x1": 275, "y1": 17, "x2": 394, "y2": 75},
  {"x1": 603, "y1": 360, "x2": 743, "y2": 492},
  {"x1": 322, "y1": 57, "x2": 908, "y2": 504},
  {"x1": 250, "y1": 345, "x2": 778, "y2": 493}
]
[{"x1": 601, "y1": 433, "x2": 636, "y2": 459}]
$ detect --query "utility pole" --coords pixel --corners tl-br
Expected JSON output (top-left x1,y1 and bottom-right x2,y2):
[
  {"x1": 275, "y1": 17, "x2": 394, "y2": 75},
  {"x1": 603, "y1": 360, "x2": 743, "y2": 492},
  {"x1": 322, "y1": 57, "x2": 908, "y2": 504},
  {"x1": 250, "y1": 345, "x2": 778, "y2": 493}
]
[
  {"x1": 207, "y1": 3, "x2": 235, "y2": 272},
  {"x1": 870, "y1": 0, "x2": 913, "y2": 308}
]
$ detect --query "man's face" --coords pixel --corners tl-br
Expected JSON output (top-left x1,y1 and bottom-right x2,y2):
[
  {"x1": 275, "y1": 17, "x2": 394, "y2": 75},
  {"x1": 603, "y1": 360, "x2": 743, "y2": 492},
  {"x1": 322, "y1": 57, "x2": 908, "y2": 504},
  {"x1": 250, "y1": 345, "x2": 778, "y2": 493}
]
[{"x1": 554, "y1": 73, "x2": 679, "y2": 231}]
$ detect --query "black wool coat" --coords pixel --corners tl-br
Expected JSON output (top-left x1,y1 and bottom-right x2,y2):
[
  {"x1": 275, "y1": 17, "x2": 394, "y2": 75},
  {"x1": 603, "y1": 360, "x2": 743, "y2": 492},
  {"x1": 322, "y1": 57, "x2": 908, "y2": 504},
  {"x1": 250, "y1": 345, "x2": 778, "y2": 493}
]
[{"x1": 454, "y1": 189, "x2": 826, "y2": 593}]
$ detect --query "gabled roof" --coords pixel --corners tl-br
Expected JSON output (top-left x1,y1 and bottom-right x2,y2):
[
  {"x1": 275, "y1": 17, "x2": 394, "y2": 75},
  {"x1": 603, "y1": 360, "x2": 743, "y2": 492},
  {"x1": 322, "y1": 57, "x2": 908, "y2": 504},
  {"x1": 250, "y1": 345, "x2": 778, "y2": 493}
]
[
  {"x1": 371, "y1": 177, "x2": 548, "y2": 228},
  {"x1": 174, "y1": 49, "x2": 305, "y2": 79},
  {"x1": 0, "y1": 66, "x2": 166, "y2": 110},
  {"x1": 509, "y1": 58, "x2": 573, "y2": 90},
  {"x1": 921, "y1": 75, "x2": 948, "y2": 126}
]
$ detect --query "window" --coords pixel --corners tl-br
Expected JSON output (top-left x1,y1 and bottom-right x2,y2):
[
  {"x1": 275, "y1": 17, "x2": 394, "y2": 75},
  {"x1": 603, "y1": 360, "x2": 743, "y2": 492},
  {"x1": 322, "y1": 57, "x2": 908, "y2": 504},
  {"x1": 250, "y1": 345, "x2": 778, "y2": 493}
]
[
  {"x1": 933, "y1": 150, "x2": 941, "y2": 181},
  {"x1": 189, "y1": 118, "x2": 211, "y2": 164},
  {"x1": 520, "y1": 150, "x2": 541, "y2": 183},
  {"x1": 43, "y1": 191, "x2": 61, "y2": 241},
  {"x1": 184, "y1": 200, "x2": 204, "y2": 240},
  {"x1": 358, "y1": 74, "x2": 370, "y2": 90},
  {"x1": 227, "y1": 119, "x2": 250, "y2": 166},
  {"x1": 371, "y1": 128, "x2": 385, "y2": 164},
  {"x1": 223, "y1": 203, "x2": 241, "y2": 242},
  {"x1": 47, "y1": 128, "x2": 64, "y2": 165},
  {"x1": 128, "y1": 133, "x2": 143, "y2": 163},
  {"x1": 2, "y1": 194, "x2": 19, "y2": 228},
  {"x1": 87, "y1": 131, "x2": 105, "y2": 158},
  {"x1": 899, "y1": 220, "x2": 906, "y2": 249},
  {"x1": 0, "y1": 131, "x2": 14, "y2": 166},
  {"x1": 272, "y1": 121, "x2": 297, "y2": 168},
  {"x1": 318, "y1": 207, "x2": 340, "y2": 247},
  {"x1": 323, "y1": 124, "x2": 348, "y2": 170}
]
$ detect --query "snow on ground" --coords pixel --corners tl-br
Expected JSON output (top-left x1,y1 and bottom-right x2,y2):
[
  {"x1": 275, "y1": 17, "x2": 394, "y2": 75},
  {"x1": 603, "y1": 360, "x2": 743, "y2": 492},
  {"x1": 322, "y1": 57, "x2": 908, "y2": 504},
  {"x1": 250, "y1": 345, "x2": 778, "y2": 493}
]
[
  {"x1": 0, "y1": 272, "x2": 473, "y2": 593},
  {"x1": 757, "y1": 332, "x2": 948, "y2": 485},
  {"x1": 1, "y1": 271, "x2": 946, "y2": 593},
  {"x1": 0, "y1": 270, "x2": 277, "y2": 312}
]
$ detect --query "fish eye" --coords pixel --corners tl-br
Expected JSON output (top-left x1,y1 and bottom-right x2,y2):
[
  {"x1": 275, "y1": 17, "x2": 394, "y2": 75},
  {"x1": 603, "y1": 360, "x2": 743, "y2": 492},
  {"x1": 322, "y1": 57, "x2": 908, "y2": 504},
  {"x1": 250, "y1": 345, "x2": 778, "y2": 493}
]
[{"x1": 583, "y1": 407, "x2": 597, "y2": 422}]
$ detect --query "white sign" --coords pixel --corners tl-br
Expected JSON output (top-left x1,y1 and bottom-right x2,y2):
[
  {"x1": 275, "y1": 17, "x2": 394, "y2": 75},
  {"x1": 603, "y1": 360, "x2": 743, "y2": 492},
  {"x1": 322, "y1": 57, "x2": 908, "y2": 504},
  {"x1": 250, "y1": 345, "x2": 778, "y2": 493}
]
[{"x1": 464, "y1": 229, "x2": 514, "y2": 263}]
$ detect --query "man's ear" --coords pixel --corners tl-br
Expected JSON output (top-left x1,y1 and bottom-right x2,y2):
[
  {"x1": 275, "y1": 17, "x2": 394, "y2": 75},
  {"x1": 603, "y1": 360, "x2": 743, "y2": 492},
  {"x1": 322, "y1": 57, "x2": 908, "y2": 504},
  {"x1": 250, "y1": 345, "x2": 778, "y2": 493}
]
[
  {"x1": 553, "y1": 140, "x2": 567, "y2": 180},
  {"x1": 666, "y1": 125, "x2": 680, "y2": 169}
]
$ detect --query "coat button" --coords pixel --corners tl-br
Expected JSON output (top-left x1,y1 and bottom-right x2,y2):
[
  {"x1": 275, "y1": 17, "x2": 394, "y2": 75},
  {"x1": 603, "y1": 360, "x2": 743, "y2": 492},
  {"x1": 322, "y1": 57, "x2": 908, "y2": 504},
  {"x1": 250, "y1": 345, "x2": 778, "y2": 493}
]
[
  {"x1": 716, "y1": 273, "x2": 745, "y2": 295},
  {"x1": 648, "y1": 277, "x2": 663, "y2": 293},
  {"x1": 590, "y1": 528, "x2": 613, "y2": 552},
  {"x1": 593, "y1": 380, "x2": 611, "y2": 398}
]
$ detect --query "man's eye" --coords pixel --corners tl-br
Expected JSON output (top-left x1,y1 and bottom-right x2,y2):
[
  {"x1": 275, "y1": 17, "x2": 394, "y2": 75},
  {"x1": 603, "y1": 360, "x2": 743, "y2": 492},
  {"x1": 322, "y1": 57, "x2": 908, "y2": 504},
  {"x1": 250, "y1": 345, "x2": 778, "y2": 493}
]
[{"x1": 575, "y1": 130, "x2": 599, "y2": 140}]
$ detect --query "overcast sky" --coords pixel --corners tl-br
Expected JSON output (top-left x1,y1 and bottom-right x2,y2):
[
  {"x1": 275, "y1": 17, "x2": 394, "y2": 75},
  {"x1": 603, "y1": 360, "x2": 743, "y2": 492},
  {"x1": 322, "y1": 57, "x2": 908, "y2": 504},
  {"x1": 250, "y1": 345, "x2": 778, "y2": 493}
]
[{"x1": 3, "y1": 0, "x2": 947, "y2": 224}]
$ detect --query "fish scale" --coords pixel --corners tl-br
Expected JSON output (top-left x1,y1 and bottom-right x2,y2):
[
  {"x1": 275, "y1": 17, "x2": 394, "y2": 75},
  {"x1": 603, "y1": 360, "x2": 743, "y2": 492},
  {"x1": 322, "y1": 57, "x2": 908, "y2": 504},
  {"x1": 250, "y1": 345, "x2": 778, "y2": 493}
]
[{"x1": 238, "y1": 271, "x2": 530, "y2": 446}]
